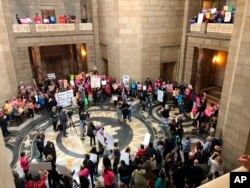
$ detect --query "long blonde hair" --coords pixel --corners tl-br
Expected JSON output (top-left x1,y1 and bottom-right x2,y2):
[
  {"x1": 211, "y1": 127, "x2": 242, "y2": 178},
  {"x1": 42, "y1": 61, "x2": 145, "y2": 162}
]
[{"x1": 215, "y1": 155, "x2": 223, "y2": 165}]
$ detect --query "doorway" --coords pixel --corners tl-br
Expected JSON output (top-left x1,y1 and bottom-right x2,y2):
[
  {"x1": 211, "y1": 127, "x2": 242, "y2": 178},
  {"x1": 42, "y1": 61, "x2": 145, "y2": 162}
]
[
  {"x1": 45, "y1": 56, "x2": 63, "y2": 79},
  {"x1": 160, "y1": 62, "x2": 176, "y2": 82},
  {"x1": 102, "y1": 58, "x2": 108, "y2": 76}
]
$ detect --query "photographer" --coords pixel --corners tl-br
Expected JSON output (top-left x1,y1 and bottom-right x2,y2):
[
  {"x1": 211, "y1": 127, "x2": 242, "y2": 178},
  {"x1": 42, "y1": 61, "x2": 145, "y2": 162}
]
[{"x1": 59, "y1": 109, "x2": 68, "y2": 137}]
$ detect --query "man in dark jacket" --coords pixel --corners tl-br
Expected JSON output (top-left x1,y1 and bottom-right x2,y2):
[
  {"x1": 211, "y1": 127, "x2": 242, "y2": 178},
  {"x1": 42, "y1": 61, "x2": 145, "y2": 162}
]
[
  {"x1": 83, "y1": 154, "x2": 95, "y2": 188},
  {"x1": 0, "y1": 113, "x2": 10, "y2": 137},
  {"x1": 43, "y1": 141, "x2": 57, "y2": 163},
  {"x1": 59, "y1": 109, "x2": 68, "y2": 137},
  {"x1": 187, "y1": 159, "x2": 204, "y2": 187}
]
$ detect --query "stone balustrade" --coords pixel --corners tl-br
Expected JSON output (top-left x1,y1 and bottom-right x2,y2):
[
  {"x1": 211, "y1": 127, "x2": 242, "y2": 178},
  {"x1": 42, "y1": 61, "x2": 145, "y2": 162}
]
[
  {"x1": 190, "y1": 23, "x2": 233, "y2": 34},
  {"x1": 206, "y1": 23, "x2": 233, "y2": 34},
  {"x1": 12, "y1": 23, "x2": 93, "y2": 33}
]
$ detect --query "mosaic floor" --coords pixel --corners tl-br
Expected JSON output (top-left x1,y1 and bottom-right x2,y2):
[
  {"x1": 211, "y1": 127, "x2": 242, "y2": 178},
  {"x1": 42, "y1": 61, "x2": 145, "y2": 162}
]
[{"x1": 4, "y1": 98, "x2": 206, "y2": 187}]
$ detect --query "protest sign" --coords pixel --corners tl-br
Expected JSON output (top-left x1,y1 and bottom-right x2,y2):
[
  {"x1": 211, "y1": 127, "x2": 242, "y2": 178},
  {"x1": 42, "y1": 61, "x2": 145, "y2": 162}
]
[
  {"x1": 157, "y1": 90, "x2": 164, "y2": 102},
  {"x1": 29, "y1": 162, "x2": 52, "y2": 172},
  {"x1": 224, "y1": 12, "x2": 232, "y2": 22},
  {"x1": 106, "y1": 133, "x2": 114, "y2": 149},
  {"x1": 101, "y1": 80, "x2": 107, "y2": 85},
  {"x1": 143, "y1": 133, "x2": 151, "y2": 146},
  {"x1": 143, "y1": 85, "x2": 147, "y2": 91},
  {"x1": 56, "y1": 90, "x2": 74, "y2": 107},
  {"x1": 198, "y1": 13, "x2": 204, "y2": 23},
  {"x1": 91, "y1": 76, "x2": 101, "y2": 88},
  {"x1": 111, "y1": 95, "x2": 118, "y2": 102},
  {"x1": 47, "y1": 73, "x2": 56, "y2": 80},
  {"x1": 96, "y1": 132, "x2": 105, "y2": 145},
  {"x1": 120, "y1": 152, "x2": 129, "y2": 165},
  {"x1": 56, "y1": 164, "x2": 72, "y2": 178},
  {"x1": 90, "y1": 153, "x2": 98, "y2": 163},
  {"x1": 122, "y1": 75, "x2": 130, "y2": 88}
]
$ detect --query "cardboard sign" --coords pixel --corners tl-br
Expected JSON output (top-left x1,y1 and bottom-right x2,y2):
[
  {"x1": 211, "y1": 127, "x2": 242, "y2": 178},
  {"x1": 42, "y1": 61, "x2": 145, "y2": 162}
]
[
  {"x1": 91, "y1": 76, "x2": 101, "y2": 88},
  {"x1": 120, "y1": 152, "x2": 129, "y2": 165},
  {"x1": 75, "y1": 73, "x2": 83, "y2": 80},
  {"x1": 63, "y1": 80, "x2": 68, "y2": 88},
  {"x1": 47, "y1": 73, "x2": 56, "y2": 79},
  {"x1": 29, "y1": 162, "x2": 52, "y2": 172},
  {"x1": 56, "y1": 90, "x2": 74, "y2": 107},
  {"x1": 157, "y1": 90, "x2": 164, "y2": 102},
  {"x1": 56, "y1": 164, "x2": 72, "y2": 178},
  {"x1": 143, "y1": 133, "x2": 151, "y2": 146}
]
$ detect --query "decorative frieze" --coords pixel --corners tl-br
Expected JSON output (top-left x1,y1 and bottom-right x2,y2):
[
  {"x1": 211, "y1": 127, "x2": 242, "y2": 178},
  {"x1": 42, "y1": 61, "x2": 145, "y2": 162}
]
[{"x1": 13, "y1": 24, "x2": 30, "y2": 32}]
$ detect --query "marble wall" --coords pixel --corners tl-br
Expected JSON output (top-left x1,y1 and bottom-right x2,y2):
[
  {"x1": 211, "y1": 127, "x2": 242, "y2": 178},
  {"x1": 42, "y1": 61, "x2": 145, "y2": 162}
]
[{"x1": 97, "y1": 0, "x2": 185, "y2": 82}]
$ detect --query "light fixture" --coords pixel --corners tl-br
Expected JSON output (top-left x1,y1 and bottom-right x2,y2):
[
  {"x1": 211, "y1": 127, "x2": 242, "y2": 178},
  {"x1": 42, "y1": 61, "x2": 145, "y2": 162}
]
[
  {"x1": 81, "y1": 47, "x2": 86, "y2": 57},
  {"x1": 212, "y1": 55, "x2": 220, "y2": 64}
]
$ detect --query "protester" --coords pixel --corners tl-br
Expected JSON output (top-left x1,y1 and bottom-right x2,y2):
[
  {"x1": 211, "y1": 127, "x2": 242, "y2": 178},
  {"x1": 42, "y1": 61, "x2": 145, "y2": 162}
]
[
  {"x1": 12, "y1": 170, "x2": 25, "y2": 188},
  {"x1": 36, "y1": 132, "x2": 45, "y2": 158},
  {"x1": 0, "y1": 110, "x2": 11, "y2": 137},
  {"x1": 59, "y1": 109, "x2": 68, "y2": 137},
  {"x1": 51, "y1": 106, "x2": 58, "y2": 131},
  {"x1": 19, "y1": 151, "x2": 30, "y2": 180},
  {"x1": 101, "y1": 166, "x2": 115, "y2": 188}
]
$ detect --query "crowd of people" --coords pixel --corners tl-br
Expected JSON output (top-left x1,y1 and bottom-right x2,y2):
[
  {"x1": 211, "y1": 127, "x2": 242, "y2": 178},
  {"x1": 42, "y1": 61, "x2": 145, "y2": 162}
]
[{"x1": 1, "y1": 69, "x2": 226, "y2": 188}]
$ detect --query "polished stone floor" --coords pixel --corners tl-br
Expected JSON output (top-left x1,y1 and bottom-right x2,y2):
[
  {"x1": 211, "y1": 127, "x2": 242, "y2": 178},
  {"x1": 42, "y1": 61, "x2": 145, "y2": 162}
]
[{"x1": 5, "y1": 98, "x2": 206, "y2": 187}]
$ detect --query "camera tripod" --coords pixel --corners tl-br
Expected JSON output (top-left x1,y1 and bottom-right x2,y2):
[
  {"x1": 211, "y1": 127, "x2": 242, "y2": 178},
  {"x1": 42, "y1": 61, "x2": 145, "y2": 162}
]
[{"x1": 68, "y1": 116, "x2": 78, "y2": 136}]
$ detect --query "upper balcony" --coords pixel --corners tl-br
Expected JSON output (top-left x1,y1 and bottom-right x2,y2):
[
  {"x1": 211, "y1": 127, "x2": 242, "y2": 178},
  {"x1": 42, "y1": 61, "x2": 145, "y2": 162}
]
[
  {"x1": 188, "y1": 23, "x2": 233, "y2": 40},
  {"x1": 12, "y1": 23, "x2": 93, "y2": 36}
]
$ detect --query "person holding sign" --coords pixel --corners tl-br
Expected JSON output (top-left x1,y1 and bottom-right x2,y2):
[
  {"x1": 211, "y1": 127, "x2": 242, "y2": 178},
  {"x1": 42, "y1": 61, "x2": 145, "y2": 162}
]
[
  {"x1": 161, "y1": 105, "x2": 169, "y2": 126},
  {"x1": 87, "y1": 122, "x2": 96, "y2": 146},
  {"x1": 19, "y1": 151, "x2": 30, "y2": 180},
  {"x1": 78, "y1": 165, "x2": 90, "y2": 188},
  {"x1": 118, "y1": 160, "x2": 130, "y2": 186}
]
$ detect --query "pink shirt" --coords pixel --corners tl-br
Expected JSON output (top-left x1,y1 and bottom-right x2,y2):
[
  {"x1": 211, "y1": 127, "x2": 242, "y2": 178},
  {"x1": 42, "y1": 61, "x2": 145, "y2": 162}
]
[
  {"x1": 79, "y1": 168, "x2": 89, "y2": 178},
  {"x1": 102, "y1": 170, "x2": 115, "y2": 186},
  {"x1": 20, "y1": 156, "x2": 29, "y2": 171}
]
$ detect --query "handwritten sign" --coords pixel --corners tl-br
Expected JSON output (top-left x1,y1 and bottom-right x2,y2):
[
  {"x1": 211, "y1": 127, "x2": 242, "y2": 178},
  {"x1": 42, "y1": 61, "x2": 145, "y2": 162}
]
[
  {"x1": 91, "y1": 76, "x2": 101, "y2": 88},
  {"x1": 56, "y1": 90, "x2": 74, "y2": 107},
  {"x1": 157, "y1": 90, "x2": 164, "y2": 102}
]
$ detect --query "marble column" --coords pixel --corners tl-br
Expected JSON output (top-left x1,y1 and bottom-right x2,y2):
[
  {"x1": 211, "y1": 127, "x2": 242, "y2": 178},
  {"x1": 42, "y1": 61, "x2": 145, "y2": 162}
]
[
  {"x1": 76, "y1": 44, "x2": 83, "y2": 72},
  {"x1": 68, "y1": 45, "x2": 75, "y2": 74},
  {"x1": 33, "y1": 47, "x2": 43, "y2": 84},
  {"x1": 194, "y1": 48, "x2": 204, "y2": 94}
]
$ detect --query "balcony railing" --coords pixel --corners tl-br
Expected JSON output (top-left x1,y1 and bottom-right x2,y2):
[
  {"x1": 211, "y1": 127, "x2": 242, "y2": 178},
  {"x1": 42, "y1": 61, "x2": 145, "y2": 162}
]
[
  {"x1": 190, "y1": 23, "x2": 233, "y2": 34},
  {"x1": 12, "y1": 23, "x2": 93, "y2": 33}
]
